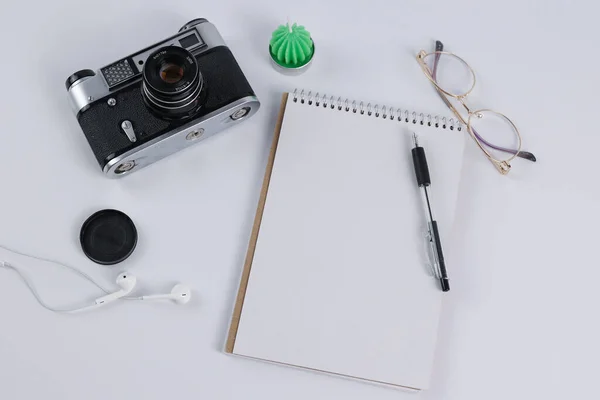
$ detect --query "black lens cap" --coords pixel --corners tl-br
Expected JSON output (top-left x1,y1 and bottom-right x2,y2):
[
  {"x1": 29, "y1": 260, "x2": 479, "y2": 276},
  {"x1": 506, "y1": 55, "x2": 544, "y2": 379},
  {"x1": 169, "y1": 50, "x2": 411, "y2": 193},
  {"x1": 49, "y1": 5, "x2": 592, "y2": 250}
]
[{"x1": 80, "y1": 209, "x2": 138, "y2": 265}]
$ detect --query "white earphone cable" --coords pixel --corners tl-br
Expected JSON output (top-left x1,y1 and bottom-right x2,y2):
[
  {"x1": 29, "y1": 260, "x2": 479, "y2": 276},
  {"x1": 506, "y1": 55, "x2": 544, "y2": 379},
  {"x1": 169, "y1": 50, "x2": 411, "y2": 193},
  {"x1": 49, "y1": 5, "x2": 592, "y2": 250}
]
[
  {"x1": 0, "y1": 244, "x2": 146, "y2": 312},
  {"x1": 0, "y1": 261, "x2": 92, "y2": 313},
  {"x1": 0, "y1": 243, "x2": 111, "y2": 293}
]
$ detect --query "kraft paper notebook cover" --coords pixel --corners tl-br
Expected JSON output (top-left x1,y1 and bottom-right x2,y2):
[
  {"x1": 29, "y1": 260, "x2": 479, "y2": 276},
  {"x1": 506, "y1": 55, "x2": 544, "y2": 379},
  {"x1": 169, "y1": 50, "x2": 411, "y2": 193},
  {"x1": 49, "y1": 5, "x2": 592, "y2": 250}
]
[{"x1": 226, "y1": 91, "x2": 465, "y2": 391}]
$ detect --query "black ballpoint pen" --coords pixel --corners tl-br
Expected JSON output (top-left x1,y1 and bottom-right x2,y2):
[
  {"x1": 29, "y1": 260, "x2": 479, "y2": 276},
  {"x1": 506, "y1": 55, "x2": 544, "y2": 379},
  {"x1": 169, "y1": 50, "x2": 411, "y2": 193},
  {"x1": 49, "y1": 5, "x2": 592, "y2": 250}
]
[{"x1": 411, "y1": 133, "x2": 450, "y2": 292}]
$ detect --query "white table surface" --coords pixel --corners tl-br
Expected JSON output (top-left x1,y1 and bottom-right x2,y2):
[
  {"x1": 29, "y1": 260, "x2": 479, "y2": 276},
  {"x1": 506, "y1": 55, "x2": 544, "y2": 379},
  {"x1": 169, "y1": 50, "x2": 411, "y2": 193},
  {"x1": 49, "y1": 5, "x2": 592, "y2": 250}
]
[{"x1": 0, "y1": 1, "x2": 598, "y2": 399}]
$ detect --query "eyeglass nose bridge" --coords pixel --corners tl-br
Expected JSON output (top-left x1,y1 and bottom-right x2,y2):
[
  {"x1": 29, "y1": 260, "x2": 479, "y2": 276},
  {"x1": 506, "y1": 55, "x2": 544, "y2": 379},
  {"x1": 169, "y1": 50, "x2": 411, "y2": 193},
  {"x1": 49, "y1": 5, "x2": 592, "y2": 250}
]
[{"x1": 457, "y1": 97, "x2": 473, "y2": 114}]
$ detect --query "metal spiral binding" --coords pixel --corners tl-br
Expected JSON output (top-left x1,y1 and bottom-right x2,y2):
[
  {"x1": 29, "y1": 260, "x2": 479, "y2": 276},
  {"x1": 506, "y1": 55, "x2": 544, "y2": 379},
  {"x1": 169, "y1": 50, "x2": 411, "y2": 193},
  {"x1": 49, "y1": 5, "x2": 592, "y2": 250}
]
[{"x1": 292, "y1": 89, "x2": 462, "y2": 131}]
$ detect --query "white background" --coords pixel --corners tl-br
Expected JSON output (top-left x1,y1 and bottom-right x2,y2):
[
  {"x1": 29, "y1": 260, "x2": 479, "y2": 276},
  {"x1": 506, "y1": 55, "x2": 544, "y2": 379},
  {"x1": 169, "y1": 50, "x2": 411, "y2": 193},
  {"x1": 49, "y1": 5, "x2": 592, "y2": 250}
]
[{"x1": 0, "y1": 1, "x2": 598, "y2": 399}]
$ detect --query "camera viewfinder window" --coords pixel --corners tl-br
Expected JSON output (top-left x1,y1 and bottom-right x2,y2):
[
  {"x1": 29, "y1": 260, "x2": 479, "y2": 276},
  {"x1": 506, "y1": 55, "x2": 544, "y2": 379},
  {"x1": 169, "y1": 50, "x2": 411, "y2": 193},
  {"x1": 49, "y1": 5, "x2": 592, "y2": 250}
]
[{"x1": 179, "y1": 34, "x2": 201, "y2": 49}]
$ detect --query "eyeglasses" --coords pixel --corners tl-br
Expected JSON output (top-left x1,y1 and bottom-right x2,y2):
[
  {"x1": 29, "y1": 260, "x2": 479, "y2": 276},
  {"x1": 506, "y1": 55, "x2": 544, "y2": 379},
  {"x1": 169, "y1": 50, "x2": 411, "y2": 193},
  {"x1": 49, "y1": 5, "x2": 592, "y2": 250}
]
[{"x1": 417, "y1": 40, "x2": 536, "y2": 174}]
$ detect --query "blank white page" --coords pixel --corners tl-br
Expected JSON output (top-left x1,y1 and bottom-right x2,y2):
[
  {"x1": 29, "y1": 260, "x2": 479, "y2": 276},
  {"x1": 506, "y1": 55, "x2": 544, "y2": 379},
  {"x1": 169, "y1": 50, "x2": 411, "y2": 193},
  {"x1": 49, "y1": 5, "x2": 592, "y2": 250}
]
[{"x1": 231, "y1": 94, "x2": 465, "y2": 390}]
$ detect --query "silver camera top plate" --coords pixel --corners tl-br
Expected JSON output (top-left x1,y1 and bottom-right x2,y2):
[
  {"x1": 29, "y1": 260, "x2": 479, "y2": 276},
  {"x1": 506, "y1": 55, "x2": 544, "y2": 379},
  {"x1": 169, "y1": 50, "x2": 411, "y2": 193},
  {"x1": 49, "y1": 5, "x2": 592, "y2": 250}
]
[{"x1": 67, "y1": 20, "x2": 226, "y2": 115}]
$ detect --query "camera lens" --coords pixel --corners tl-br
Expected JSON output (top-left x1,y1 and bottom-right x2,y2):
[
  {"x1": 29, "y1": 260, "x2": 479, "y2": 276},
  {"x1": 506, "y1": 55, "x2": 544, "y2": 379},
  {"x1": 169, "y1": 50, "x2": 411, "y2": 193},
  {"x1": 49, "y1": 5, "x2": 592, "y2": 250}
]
[
  {"x1": 142, "y1": 46, "x2": 204, "y2": 119},
  {"x1": 160, "y1": 63, "x2": 184, "y2": 84}
]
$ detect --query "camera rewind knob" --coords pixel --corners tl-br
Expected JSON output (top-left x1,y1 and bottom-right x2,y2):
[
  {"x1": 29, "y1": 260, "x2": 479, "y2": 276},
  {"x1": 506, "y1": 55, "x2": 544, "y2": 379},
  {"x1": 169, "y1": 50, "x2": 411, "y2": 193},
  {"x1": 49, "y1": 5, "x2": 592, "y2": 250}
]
[{"x1": 65, "y1": 69, "x2": 96, "y2": 91}]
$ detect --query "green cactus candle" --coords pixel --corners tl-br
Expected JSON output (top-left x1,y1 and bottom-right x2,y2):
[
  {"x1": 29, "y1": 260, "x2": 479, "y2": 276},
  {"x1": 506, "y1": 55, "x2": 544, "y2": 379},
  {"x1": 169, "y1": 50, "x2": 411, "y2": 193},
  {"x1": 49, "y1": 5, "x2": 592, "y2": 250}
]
[{"x1": 269, "y1": 21, "x2": 315, "y2": 74}]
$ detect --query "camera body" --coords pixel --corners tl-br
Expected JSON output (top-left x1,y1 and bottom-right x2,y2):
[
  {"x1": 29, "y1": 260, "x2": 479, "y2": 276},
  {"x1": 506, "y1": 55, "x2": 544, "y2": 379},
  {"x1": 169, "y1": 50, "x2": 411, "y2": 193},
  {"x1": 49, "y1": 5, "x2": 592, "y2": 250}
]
[{"x1": 66, "y1": 18, "x2": 260, "y2": 177}]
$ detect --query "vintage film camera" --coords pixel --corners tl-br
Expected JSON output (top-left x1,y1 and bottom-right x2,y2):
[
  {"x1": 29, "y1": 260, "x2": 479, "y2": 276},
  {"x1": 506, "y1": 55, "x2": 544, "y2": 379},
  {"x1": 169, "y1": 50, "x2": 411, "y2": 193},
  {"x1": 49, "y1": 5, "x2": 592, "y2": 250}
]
[{"x1": 66, "y1": 18, "x2": 260, "y2": 177}]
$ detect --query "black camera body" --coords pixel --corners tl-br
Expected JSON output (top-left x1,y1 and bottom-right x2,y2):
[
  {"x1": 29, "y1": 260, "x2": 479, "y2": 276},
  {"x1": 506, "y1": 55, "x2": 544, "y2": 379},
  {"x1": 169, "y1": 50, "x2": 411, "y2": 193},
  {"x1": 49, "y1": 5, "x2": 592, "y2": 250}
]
[{"x1": 66, "y1": 19, "x2": 260, "y2": 177}]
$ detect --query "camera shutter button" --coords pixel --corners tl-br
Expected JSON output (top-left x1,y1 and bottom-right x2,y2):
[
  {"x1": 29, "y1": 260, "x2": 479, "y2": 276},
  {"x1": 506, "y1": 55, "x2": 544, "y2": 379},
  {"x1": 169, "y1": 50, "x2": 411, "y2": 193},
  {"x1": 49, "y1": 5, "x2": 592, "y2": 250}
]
[{"x1": 121, "y1": 120, "x2": 137, "y2": 143}]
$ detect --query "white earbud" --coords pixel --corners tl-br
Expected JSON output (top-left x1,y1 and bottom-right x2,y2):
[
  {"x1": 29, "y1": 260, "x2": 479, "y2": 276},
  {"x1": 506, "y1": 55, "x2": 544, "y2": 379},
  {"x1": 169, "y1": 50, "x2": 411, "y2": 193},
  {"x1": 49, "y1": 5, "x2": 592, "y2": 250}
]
[
  {"x1": 140, "y1": 284, "x2": 191, "y2": 305},
  {"x1": 93, "y1": 272, "x2": 137, "y2": 305}
]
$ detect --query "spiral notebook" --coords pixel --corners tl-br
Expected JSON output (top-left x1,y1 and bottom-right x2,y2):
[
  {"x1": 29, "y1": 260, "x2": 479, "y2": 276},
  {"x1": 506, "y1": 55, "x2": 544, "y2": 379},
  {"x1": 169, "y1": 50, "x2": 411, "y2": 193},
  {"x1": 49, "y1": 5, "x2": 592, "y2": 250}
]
[{"x1": 226, "y1": 90, "x2": 466, "y2": 391}]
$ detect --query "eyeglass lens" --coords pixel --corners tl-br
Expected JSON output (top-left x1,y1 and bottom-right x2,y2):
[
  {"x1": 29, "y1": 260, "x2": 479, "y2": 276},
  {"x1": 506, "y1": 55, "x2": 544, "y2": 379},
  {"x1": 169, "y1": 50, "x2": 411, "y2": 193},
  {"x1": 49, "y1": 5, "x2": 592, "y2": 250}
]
[
  {"x1": 468, "y1": 111, "x2": 520, "y2": 161},
  {"x1": 423, "y1": 53, "x2": 474, "y2": 97}
]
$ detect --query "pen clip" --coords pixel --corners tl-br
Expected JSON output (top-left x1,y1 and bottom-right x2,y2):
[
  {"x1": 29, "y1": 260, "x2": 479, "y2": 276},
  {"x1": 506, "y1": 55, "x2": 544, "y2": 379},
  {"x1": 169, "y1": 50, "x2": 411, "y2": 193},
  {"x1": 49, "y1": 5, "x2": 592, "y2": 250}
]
[{"x1": 424, "y1": 230, "x2": 441, "y2": 279}]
